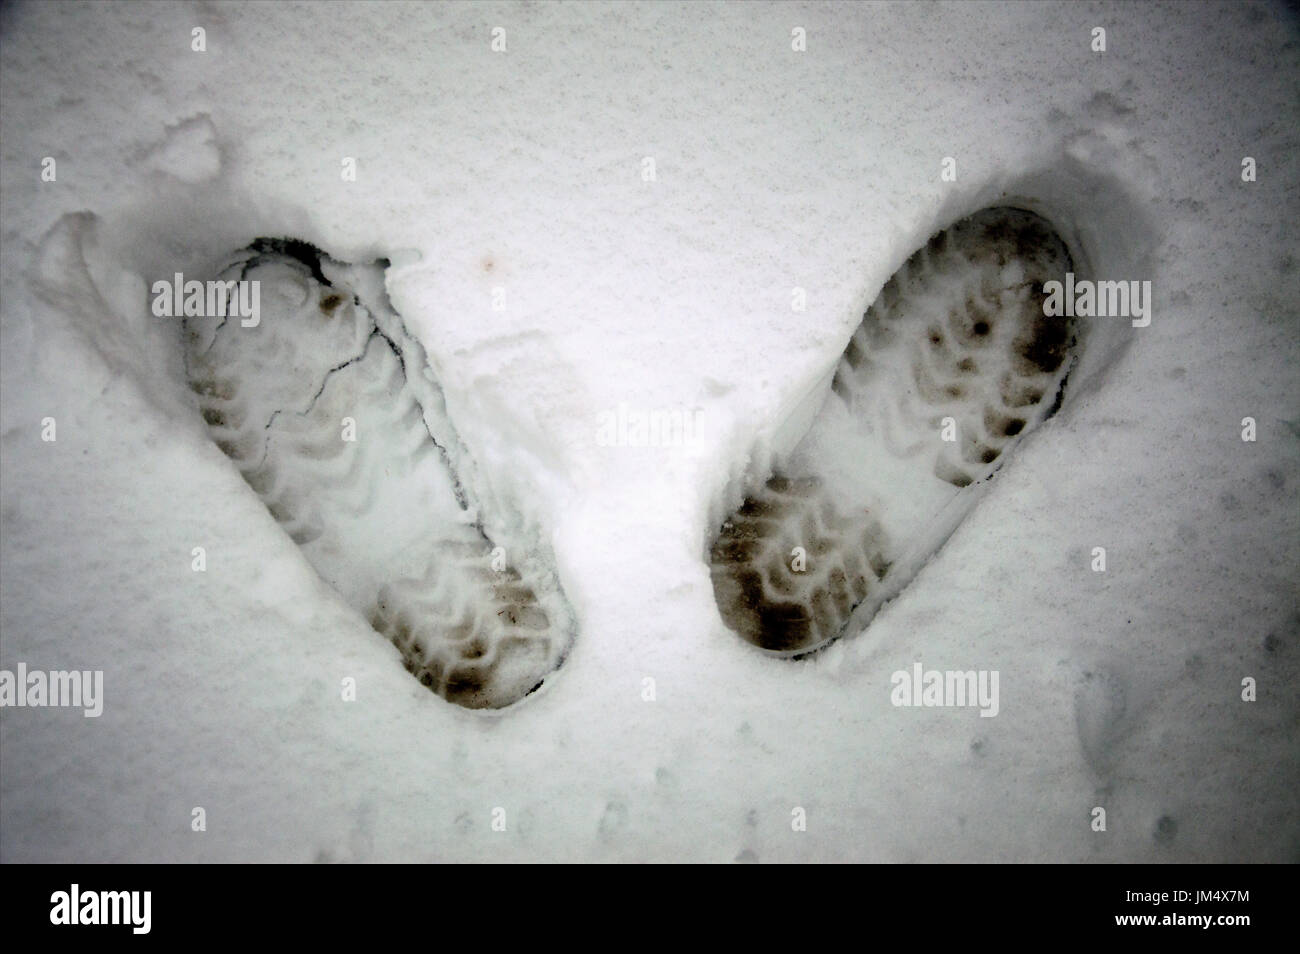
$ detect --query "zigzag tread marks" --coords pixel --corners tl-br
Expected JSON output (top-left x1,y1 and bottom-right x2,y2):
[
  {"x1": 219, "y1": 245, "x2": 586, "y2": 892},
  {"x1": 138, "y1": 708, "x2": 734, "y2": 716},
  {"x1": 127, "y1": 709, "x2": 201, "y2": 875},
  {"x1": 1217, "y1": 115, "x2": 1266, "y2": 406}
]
[
  {"x1": 367, "y1": 539, "x2": 558, "y2": 709},
  {"x1": 186, "y1": 245, "x2": 569, "y2": 710},
  {"x1": 215, "y1": 324, "x2": 443, "y2": 534},
  {"x1": 712, "y1": 206, "x2": 1078, "y2": 653},
  {"x1": 252, "y1": 343, "x2": 421, "y2": 527},
  {"x1": 710, "y1": 475, "x2": 889, "y2": 654},
  {"x1": 830, "y1": 207, "x2": 1075, "y2": 489}
]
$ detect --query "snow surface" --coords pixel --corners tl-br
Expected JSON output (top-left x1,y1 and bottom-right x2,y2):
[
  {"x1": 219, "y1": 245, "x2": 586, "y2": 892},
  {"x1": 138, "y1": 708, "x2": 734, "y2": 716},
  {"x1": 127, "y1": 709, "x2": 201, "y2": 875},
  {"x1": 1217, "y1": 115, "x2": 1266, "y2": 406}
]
[{"x1": 1, "y1": 0, "x2": 1297, "y2": 862}]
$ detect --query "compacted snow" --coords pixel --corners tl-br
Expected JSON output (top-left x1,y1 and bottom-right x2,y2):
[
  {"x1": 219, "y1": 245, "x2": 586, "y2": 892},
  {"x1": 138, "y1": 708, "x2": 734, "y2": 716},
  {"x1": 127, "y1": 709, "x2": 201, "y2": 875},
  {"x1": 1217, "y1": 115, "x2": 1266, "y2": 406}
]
[{"x1": 1, "y1": 0, "x2": 1297, "y2": 862}]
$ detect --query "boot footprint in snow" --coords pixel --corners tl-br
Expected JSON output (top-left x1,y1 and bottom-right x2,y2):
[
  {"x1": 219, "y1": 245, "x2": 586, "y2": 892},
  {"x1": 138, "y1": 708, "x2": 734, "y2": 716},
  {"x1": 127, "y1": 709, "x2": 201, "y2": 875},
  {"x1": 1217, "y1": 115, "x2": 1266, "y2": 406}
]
[
  {"x1": 184, "y1": 239, "x2": 572, "y2": 708},
  {"x1": 711, "y1": 207, "x2": 1077, "y2": 654}
]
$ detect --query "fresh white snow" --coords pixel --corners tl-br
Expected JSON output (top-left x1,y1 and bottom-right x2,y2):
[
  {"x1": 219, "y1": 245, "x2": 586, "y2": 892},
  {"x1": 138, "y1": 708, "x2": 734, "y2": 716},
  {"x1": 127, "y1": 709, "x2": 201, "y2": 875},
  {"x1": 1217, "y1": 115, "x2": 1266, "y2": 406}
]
[{"x1": 1, "y1": 0, "x2": 1297, "y2": 862}]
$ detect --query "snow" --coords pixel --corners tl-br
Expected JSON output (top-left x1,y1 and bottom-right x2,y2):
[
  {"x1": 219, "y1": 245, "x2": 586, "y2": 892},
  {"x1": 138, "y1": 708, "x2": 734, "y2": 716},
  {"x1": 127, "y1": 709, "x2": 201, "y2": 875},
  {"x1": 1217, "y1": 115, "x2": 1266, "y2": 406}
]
[{"x1": 2, "y1": 0, "x2": 1297, "y2": 862}]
